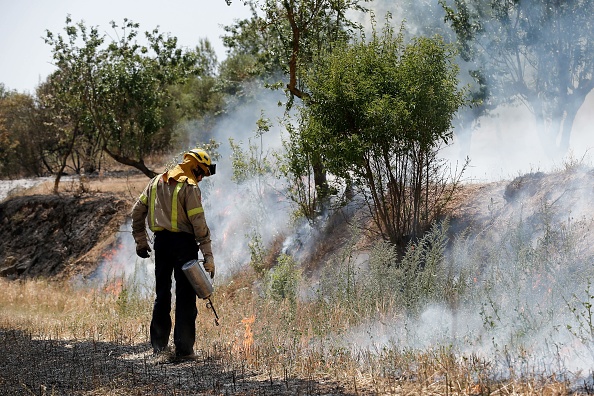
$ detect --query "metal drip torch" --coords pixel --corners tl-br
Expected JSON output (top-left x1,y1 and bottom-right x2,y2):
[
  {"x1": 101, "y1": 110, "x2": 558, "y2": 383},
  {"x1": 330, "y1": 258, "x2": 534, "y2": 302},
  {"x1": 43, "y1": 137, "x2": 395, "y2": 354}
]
[{"x1": 182, "y1": 258, "x2": 220, "y2": 326}]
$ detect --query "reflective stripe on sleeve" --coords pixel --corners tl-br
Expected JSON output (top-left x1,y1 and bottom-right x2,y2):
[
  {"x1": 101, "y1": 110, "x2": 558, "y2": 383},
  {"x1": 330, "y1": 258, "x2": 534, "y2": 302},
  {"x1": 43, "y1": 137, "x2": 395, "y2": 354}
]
[
  {"x1": 171, "y1": 182, "x2": 183, "y2": 231},
  {"x1": 149, "y1": 176, "x2": 160, "y2": 230},
  {"x1": 139, "y1": 193, "x2": 148, "y2": 205},
  {"x1": 187, "y1": 207, "x2": 204, "y2": 217}
]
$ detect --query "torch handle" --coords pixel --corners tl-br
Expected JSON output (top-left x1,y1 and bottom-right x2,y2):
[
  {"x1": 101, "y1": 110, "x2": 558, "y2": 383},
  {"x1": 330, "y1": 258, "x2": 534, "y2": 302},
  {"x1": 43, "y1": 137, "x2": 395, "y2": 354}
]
[{"x1": 206, "y1": 297, "x2": 220, "y2": 326}]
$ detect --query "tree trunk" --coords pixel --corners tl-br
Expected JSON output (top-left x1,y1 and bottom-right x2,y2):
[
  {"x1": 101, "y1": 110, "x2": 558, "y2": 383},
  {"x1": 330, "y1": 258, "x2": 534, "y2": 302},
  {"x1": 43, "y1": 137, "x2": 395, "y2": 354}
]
[
  {"x1": 53, "y1": 127, "x2": 78, "y2": 195},
  {"x1": 559, "y1": 91, "x2": 589, "y2": 154},
  {"x1": 533, "y1": 100, "x2": 563, "y2": 159}
]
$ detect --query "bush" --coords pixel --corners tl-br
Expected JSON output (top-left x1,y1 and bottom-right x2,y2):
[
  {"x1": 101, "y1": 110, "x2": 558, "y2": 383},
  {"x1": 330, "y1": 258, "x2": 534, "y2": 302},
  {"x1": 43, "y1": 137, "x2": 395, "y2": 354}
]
[{"x1": 265, "y1": 254, "x2": 301, "y2": 305}]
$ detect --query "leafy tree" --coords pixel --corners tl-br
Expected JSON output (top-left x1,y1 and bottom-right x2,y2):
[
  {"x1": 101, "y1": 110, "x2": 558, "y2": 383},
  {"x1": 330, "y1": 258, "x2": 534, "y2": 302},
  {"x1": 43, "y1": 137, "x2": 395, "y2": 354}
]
[
  {"x1": 440, "y1": 0, "x2": 594, "y2": 157},
  {"x1": 390, "y1": 0, "x2": 491, "y2": 158},
  {"x1": 0, "y1": 89, "x2": 48, "y2": 178},
  {"x1": 44, "y1": 17, "x2": 199, "y2": 179},
  {"x1": 0, "y1": 83, "x2": 8, "y2": 99},
  {"x1": 223, "y1": 0, "x2": 370, "y2": 204},
  {"x1": 0, "y1": 92, "x2": 23, "y2": 176},
  {"x1": 224, "y1": 0, "x2": 371, "y2": 99},
  {"x1": 221, "y1": 3, "x2": 284, "y2": 85},
  {"x1": 167, "y1": 39, "x2": 227, "y2": 148},
  {"x1": 36, "y1": 73, "x2": 91, "y2": 192},
  {"x1": 295, "y1": 24, "x2": 466, "y2": 247}
]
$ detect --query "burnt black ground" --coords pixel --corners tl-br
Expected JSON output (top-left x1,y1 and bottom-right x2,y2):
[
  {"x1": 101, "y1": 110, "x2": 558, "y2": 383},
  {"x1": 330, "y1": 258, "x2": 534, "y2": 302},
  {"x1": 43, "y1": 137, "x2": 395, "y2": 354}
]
[
  {"x1": 0, "y1": 329, "x2": 357, "y2": 396},
  {"x1": 0, "y1": 193, "x2": 127, "y2": 279}
]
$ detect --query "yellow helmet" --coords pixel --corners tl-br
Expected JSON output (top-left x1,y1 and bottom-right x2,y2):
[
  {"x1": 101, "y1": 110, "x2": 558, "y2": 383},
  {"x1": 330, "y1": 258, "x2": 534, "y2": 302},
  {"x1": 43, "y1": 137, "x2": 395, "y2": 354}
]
[{"x1": 184, "y1": 149, "x2": 216, "y2": 176}]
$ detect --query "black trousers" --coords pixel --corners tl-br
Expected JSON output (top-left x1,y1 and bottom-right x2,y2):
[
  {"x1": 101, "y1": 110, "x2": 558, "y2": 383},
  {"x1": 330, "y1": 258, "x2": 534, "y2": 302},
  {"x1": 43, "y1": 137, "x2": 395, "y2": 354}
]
[{"x1": 151, "y1": 230, "x2": 198, "y2": 356}]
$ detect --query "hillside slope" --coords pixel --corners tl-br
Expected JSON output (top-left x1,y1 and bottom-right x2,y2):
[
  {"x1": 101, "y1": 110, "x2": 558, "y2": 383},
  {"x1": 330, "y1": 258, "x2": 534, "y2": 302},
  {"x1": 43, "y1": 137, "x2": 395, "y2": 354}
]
[
  {"x1": 0, "y1": 193, "x2": 128, "y2": 279},
  {"x1": 2, "y1": 166, "x2": 594, "y2": 282}
]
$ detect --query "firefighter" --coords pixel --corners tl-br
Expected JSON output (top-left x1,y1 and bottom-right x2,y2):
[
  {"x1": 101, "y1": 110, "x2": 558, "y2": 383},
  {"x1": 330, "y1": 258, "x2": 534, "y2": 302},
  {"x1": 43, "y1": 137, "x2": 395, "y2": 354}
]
[{"x1": 131, "y1": 148, "x2": 216, "y2": 359}]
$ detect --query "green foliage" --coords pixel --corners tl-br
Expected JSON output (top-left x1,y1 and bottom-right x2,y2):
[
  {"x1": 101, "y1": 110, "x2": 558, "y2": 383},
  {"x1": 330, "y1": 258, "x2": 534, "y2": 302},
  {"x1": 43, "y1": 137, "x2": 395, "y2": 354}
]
[
  {"x1": 229, "y1": 114, "x2": 276, "y2": 184},
  {"x1": 0, "y1": 91, "x2": 44, "y2": 177},
  {"x1": 229, "y1": 118, "x2": 290, "y2": 278},
  {"x1": 450, "y1": 195, "x2": 594, "y2": 365},
  {"x1": 311, "y1": 193, "x2": 594, "y2": 370},
  {"x1": 168, "y1": 38, "x2": 227, "y2": 137},
  {"x1": 222, "y1": 0, "x2": 371, "y2": 208},
  {"x1": 393, "y1": 220, "x2": 452, "y2": 314},
  {"x1": 295, "y1": 21, "x2": 466, "y2": 246},
  {"x1": 265, "y1": 254, "x2": 301, "y2": 305},
  {"x1": 315, "y1": 219, "x2": 455, "y2": 323},
  {"x1": 248, "y1": 231, "x2": 267, "y2": 276},
  {"x1": 360, "y1": 219, "x2": 454, "y2": 316},
  {"x1": 43, "y1": 17, "x2": 200, "y2": 179},
  {"x1": 222, "y1": 0, "x2": 367, "y2": 99},
  {"x1": 565, "y1": 279, "x2": 594, "y2": 352},
  {"x1": 278, "y1": 121, "x2": 320, "y2": 222}
]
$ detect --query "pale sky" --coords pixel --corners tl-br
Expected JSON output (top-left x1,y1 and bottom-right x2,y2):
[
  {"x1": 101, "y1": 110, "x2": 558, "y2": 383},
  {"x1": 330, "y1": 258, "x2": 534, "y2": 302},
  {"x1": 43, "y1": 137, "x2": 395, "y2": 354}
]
[{"x1": 0, "y1": 0, "x2": 252, "y2": 93}]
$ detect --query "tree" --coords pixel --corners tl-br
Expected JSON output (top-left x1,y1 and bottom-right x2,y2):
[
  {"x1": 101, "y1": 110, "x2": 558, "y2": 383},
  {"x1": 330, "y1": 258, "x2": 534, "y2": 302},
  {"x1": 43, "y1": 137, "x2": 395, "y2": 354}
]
[
  {"x1": 44, "y1": 17, "x2": 199, "y2": 179},
  {"x1": 223, "y1": 0, "x2": 370, "y2": 203},
  {"x1": 37, "y1": 70, "x2": 96, "y2": 193},
  {"x1": 295, "y1": 24, "x2": 466, "y2": 248},
  {"x1": 169, "y1": 39, "x2": 228, "y2": 149},
  {"x1": 223, "y1": 0, "x2": 367, "y2": 100},
  {"x1": 0, "y1": 89, "x2": 47, "y2": 178},
  {"x1": 0, "y1": 92, "x2": 22, "y2": 176},
  {"x1": 440, "y1": 0, "x2": 594, "y2": 157}
]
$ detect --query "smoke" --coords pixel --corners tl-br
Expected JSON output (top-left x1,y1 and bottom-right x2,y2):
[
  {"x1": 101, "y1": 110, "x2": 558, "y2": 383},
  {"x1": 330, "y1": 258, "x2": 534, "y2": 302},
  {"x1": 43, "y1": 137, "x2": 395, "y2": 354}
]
[
  {"x1": 95, "y1": 85, "x2": 311, "y2": 286},
  {"x1": 333, "y1": 166, "x2": 594, "y2": 377},
  {"x1": 198, "y1": 88, "x2": 298, "y2": 277},
  {"x1": 355, "y1": 0, "x2": 594, "y2": 182},
  {"x1": 441, "y1": 101, "x2": 594, "y2": 182},
  {"x1": 92, "y1": 0, "x2": 594, "y2": 380},
  {"x1": 0, "y1": 177, "x2": 52, "y2": 201},
  {"x1": 89, "y1": 219, "x2": 155, "y2": 295}
]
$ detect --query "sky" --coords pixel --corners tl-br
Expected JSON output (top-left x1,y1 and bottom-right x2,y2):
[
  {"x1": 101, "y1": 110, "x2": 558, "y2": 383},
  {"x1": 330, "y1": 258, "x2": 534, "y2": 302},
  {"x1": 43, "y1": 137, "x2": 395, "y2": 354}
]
[{"x1": 0, "y1": 0, "x2": 252, "y2": 93}]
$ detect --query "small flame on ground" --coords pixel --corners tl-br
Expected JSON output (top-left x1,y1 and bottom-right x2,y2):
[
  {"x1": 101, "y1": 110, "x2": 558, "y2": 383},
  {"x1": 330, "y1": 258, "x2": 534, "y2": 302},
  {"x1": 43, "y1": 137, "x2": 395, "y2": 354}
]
[
  {"x1": 232, "y1": 315, "x2": 256, "y2": 359},
  {"x1": 103, "y1": 278, "x2": 124, "y2": 296},
  {"x1": 242, "y1": 315, "x2": 255, "y2": 354}
]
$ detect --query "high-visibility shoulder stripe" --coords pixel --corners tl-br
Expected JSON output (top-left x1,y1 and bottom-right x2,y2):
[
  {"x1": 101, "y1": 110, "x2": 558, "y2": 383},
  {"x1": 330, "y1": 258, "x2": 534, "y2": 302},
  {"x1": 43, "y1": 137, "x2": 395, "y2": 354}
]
[
  {"x1": 187, "y1": 207, "x2": 204, "y2": 217},
  {"x1": 149, "y1": 176, "x2": 160, "y2": 230},
  {"x1": 139, "y1": 193, "x2": 148, "y2": 205},
  {"x1": 171, "y1": 182, "x2": 183, "y2": 231}
]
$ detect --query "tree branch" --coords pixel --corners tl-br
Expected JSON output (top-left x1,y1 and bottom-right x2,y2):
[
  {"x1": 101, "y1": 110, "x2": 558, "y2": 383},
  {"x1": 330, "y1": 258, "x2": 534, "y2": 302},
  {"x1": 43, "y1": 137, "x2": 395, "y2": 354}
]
[{"x1": 102, "y1": 146, "x2": 157, "y2": 178}]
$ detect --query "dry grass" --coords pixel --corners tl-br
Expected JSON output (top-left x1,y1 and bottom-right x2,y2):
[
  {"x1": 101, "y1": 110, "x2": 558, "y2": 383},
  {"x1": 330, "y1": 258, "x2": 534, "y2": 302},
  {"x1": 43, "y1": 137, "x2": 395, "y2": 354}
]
[
  {"x1": 20, "y1": 173, "x2": 151, "y2": 204},
  {"x1": 0, "y1": 277, "x2": 151, "y2": 345},
  {"x1": 0, "y1": 274, "x2": 589, "y2": 395},
  {"x1": 2, "y1": 166, "x2": 594, "y2": 394},
  {"x1": 9, "y1": 153, "x2": 167, "y2": 203}
]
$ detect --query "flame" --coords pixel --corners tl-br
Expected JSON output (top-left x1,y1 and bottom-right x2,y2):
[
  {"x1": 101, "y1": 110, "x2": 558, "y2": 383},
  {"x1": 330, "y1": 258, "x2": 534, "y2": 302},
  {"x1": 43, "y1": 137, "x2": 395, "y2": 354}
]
[
  {"x1": 242, "y1": 315, "x2": 255, "y2": 354},
  {"x1": 101, "y1": 242, "x2": 124, "y2": 262},
  {"x1": 468, "y1": 383, "x2": 483, "y2": 395},
  {"x1": 103, "y1": 277, "x2": 124, "y2": 296}
]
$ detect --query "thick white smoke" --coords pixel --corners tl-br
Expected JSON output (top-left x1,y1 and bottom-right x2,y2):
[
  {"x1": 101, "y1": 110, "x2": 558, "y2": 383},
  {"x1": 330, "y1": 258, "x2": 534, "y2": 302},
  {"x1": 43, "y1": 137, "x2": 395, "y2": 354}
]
[
  {"x1": 94, "y1": 86, "x2": 308, "y2": 287},
  {"x1": 93, "y1": 0, "x2": 594, "y2": 380}
]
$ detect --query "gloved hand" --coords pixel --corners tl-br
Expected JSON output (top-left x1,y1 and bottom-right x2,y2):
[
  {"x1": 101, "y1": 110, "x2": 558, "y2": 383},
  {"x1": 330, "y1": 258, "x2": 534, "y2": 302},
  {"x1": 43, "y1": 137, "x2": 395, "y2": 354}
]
[
  {"x1": 203, "y1": 255, "x2": 215, "y2": 279},
  {"x1": 136, "y1": 245, "x2": 151, "y2": 258}
]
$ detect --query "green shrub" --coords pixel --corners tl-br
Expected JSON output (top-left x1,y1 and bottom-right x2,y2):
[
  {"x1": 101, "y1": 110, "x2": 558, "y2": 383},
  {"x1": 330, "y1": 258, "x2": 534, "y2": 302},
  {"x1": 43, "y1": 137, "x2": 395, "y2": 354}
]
[{"x1": 265, "y1": 254, "x2": 301, "y2": 305}]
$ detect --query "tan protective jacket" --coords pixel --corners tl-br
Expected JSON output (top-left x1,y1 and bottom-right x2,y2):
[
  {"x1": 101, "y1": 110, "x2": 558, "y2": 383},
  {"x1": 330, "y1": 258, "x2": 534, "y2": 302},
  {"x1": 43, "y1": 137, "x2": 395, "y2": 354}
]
[{"x1": 131, "y1": 173, "x2": 212, "y2": 258}]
